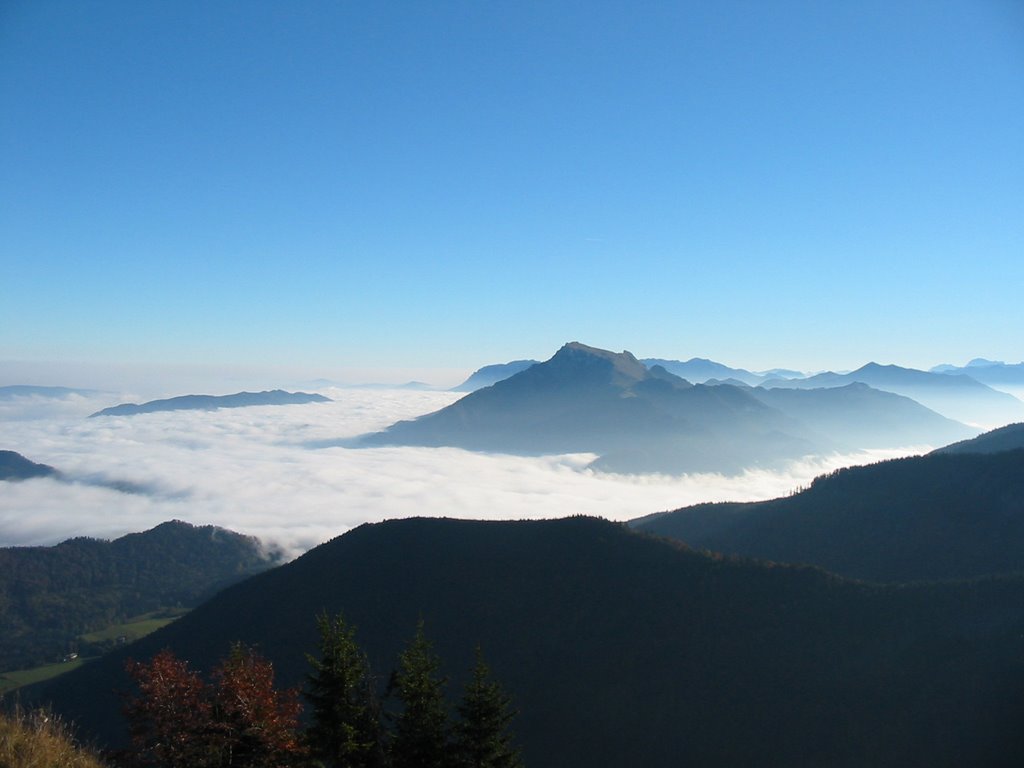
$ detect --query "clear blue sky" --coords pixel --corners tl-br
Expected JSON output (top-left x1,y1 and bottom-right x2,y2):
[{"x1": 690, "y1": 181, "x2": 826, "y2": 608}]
[{"x1": 2, "y1": 0, "x2": 1022, "y2": 381}]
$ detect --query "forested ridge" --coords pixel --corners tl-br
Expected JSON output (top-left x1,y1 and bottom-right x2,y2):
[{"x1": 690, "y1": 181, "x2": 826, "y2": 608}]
[
  {"x1": 632, "y1": 448, "x2": 1024, "y2": 582},
  {"x1": 0, "y1": 521, "x2": 277, "y2": 671},
  {"x1": 26, "y1": 517, "x2": 1024, "y2": 767}
]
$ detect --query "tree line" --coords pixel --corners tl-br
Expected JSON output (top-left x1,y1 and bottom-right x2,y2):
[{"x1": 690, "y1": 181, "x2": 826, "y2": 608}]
[{"x1": 115, "y1": 614, "x2": 521, "y2": 768}]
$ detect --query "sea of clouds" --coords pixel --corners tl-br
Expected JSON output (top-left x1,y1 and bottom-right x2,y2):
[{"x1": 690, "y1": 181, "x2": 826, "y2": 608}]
[{"x1": 1, "y1": 389, "x2": 926, "y2": 558}]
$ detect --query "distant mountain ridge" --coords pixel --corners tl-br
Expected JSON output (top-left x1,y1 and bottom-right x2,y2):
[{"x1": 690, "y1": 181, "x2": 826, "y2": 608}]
[
  {"x1": 763, "y1": 362, "x2": 1024, "y2": 425},
  {"x1": 359, "y1": 342, "x2": 972, "y2": 474},
  {"x1": 930, "y1": 359, "x2": 1024, "y2": 386},
  {"x1": 29, "y1": 516, "x2": 1024, "y2": 766},
  {"x1": 451, "y1": 360, "x2": 539, "y2": 391},
  {"x1": 640, "y1": 357, "x2": 766, "y2": 385},
  {"x1": 89, "y1": 389, "x2": 331, "y2": 417},
  {"x1": 0, "y1": 450, "x2": 58, "y2": 481},
  {"x1": 0, "y1": 385, "x2": 103, "y2": 399}
]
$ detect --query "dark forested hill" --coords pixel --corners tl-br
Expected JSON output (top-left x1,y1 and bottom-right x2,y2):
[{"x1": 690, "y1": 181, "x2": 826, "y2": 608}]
[
  {"x1": 0, "y1": 521, "x2": 278, "y2": 670},
  {"x1": 632, "y1": 449, "x2": 1024, "y2": 583},
  {"x1": 0, "y1": 450, "x2": 58, "y2": 481},
  {"x1": 29, "y1": 517, "x2": 1024, "y2": 767},
  {"x1": 933, "y1": 422, "x2": 1024, "y2": 455},
  {"x1": 360, "y1": 343, "x2": 969, "y2": 474},
  {"x1": 89, "y1": 390, "x2": 330, "y2": 417}
]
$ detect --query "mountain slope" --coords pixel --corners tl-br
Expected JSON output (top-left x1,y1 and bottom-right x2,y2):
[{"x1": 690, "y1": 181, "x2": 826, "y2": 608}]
[
  {"x1": 29, "y1": 517, "x2": 1024, "y2": 767},
  {"x1": 0, "y1": 521, "x2": 278, "y2": 670},
  {"x1": 632, "y1": 449, "x2": 1024, "y2": 582},
  {"x1": 934, "y1": 422, "x2": 1024, "y2": 455},
  {"x1": 89, "y1": 389, "x2": 331, "y2": 417},
  {"x1": 451, "y1": 360, "x2": 539, "y2": 391},
  {"x1": 764, "y1": 363, "x2": 1024, "y2": 425},
  {"x1": 0, "y1": 451, "x2": 58, "y2": 481},
  {"x1": 749, "y1": 383, "x2": 972, "y2": 448}
]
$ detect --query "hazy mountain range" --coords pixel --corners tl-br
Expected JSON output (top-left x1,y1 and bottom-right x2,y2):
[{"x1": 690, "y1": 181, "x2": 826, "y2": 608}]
[
  {"x1": 449, "y1": 351, "x2": 1023, "y2": 426},
  {"x1": 0, "y1": 385, "x2": 104, "y2": 399},
  {"x1": 89, "y1": 389, "x2": 331, "y2": 417},
  {"x1": 762, "y1": 362, "x2": 1023, "y2": 426},
  {"x1": 931, "y1": 358, "x2": 1024, "y2": 386},
  {"x1": 451, "y1": 359, "x2": 540, "y2": 391},
  {"x1": 360, "y1": 342, "x2": 973, "y2": 474}
]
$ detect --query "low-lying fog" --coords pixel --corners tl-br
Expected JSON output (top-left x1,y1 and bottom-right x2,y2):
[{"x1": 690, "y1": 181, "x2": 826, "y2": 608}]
[{"x1": 1, "y1": 389, "x2": 926, "y2": 558}]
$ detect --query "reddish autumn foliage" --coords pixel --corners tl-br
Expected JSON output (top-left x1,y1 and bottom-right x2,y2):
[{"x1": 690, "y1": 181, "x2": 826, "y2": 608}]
[{"x1": 123, "y1": 645, "x2": 305, "y2": 768}]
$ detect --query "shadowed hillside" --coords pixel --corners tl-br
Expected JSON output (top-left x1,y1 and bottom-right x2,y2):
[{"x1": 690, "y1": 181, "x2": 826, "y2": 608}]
[
  {"x1": 27, "y1": 517, "x2": 1024, "y2": 767},
  {"x1": 632, "y1": 449, "x2": 1024, "y2": 583},
  {"x1": 933, "y1": 422, "x2": 1024, "y2": 455}
]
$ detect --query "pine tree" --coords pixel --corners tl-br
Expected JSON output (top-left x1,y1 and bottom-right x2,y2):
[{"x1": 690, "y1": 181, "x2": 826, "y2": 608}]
[
  {"x1": 389, "y1": 620, "x2": 449, "y2": 768},
  {"x1": 304, "y1": 613, "x2": 386, "y2": 768},
  {"x1": 452, "y1": 648, "x2": 522, "y2": 768}
]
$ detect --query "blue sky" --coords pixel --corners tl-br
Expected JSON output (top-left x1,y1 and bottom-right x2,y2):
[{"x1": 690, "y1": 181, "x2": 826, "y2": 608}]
[{"x1": 1, "y1": 0, "x2": 1022, "y2": 384}]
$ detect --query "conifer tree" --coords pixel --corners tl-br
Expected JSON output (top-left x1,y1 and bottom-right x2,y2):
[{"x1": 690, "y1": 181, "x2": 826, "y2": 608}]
[
  {"x1": 389, "y1": 620, "x2": 449, "y2": 768},
  {"x1": 452, "y1": 648, "x2": 522, "y2": 768},
  {"x1": 304, "y1": 613, "x2": 386, "y2": 768}
]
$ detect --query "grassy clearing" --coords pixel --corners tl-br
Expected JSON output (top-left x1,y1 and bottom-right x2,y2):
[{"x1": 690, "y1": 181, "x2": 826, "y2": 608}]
[
  {"x1": 0, "y1": 609, "x2": 187, "y2": 694},
  {"x1": 0, "y1": 658, "x2": 86, "y2": 694},
  {"x1": 79, "y1": 610, "x2": 183, "y2": 643}
]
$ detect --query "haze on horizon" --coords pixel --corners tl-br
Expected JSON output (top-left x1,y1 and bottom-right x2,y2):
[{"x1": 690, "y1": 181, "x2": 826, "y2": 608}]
[{"x1": 1, "y1": 1, "x2": 1022, "y2": 380}]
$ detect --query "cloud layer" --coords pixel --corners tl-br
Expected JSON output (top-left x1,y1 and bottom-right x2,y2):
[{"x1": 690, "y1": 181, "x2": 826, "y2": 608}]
[{"x1": 1, "y1": 389, "x2": 925, "y2": 557}]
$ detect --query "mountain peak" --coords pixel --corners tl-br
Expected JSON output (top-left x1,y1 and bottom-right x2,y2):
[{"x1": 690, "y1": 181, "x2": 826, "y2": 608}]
[{"x1": 550, "y1": 342, "x2": 649, "y2": 385}]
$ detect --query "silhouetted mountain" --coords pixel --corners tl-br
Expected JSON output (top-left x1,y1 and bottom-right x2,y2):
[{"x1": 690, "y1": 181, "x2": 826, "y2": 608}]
[
  {"x1": 934, "y1": 422, "x2": 1024, "y2": 455},
  {"x1": 641, "y1": 357, "x2": 765, "y2": 385},
  {"x1": 359, "y1": 343, "x2": 972, "y2": 474},
  {"x1": 0, "y1": 521, "x2": 278, "y2": 671},
  {"x1": 451, "y1": 360, "x2": 540, "y2": 391},
  {"x1": 398, "y1": 381, "x2": 437, "y2": 390},
  {"x1": 28, "y1": 517, "x2": 1024, "y2": 767},
  {"x1": 930, "y1": 359, "x2": 1024, "y2": 387},
  {"x1": 632, "y1": 449, "x2": 1024, "y2": 583},
  {"x1": 763, "y1": 362, "x2": 1024, "y2": 426},
  {"x1": 89, "y1": 390, "x2": 331, "y2": 417},
  {"x1": 0, "y1": 385, "x2": 102, "y2": 399},
  {"x1": 756, "y1": 367, "x2": 805, "y2": 379},
  {"x1": 0, "y1": 450, "x2": 57, "y2": 481},
  {"x1": 361, "y1": 342, "x2": 827, "y2": 474},
  {"x1": 750, "y1": 383, "x2": 972, "y2": 449}
]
